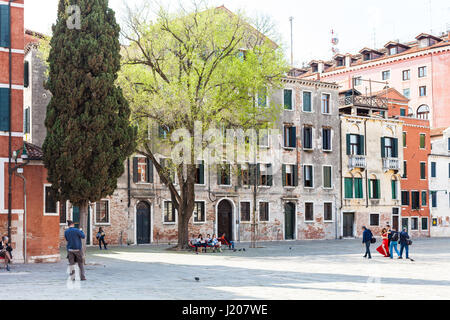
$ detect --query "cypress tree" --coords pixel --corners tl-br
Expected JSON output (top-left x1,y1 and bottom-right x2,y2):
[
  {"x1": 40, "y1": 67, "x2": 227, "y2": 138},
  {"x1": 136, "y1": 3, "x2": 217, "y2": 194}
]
[{"x1": 43, "y1": 0, "x2": 136, "y2": 255}]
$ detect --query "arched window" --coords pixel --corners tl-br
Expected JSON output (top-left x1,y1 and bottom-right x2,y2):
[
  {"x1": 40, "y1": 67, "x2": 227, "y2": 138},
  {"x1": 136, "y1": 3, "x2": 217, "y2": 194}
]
[{"x1": 417, "y1": 105, "x2": 430, "y2": 120}]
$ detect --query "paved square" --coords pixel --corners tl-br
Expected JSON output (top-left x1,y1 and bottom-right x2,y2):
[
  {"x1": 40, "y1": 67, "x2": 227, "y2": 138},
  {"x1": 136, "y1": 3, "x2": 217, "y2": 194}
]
[{"x1": 2, "y1": 238, "x2": 450, "y2": 300}]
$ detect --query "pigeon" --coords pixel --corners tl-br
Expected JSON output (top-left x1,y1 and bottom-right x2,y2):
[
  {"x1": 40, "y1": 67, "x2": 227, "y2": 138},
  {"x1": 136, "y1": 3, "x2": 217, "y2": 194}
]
[
  {"x1": 243, "y1": 248, "x2": 246, "y2": 252},
  {"x1": 195, "y1": 277, "x2": 200, "y2": 282},
  {"x1": 289, "y1": 247, "x2": 292, "y2": 250}
]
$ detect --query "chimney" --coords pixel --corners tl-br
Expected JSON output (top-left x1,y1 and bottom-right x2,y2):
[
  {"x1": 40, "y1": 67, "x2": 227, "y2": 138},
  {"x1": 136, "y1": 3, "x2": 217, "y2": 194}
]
[
  {"x1": 345, "y1": 54, "x2": 351, "y2": 68},
  {"x1": 318, "y1": 61, "x2": 324, "y2": 74}
]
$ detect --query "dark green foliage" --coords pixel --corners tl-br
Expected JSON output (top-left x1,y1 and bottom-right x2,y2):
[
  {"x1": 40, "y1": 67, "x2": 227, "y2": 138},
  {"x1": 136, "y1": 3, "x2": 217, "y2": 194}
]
[{"x1": 43, "y1": 0, "x2": 136, "y2": 205}]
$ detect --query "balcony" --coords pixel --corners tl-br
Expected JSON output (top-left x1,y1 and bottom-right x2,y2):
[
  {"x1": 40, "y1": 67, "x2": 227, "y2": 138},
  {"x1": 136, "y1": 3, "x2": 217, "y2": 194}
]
[
  {"x1": 383, "y1": 158, "x2": 401, "y2": 171},
  {"x1": 348, "y1": 155, "x2": 366, "y2": 170},
  {"x1": 339, "y1": 94, "x2": 388, "y2": 109}
]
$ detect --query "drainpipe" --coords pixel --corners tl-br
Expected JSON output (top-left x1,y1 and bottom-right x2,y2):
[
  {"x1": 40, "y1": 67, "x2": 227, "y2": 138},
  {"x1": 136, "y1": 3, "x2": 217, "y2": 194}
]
[
  {"x1": 364, "y1": 118, "x2": 369, "y2": 209},
  {"x1": 15, "y1": 171, "x2": 26, "y2": 263}
]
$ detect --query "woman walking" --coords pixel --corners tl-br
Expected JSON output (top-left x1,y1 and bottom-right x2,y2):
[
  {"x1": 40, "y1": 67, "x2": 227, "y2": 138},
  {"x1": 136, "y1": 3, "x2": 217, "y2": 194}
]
[
  {"x1": 96, "y1": 227, "x2": 108, "y2": 250},
  {"x1": 376, "y1": 228, "x2": 390, "y2": 257}
]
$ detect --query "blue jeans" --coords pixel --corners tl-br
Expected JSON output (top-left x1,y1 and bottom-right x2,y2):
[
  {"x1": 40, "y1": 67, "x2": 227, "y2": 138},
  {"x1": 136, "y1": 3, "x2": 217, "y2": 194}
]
[
  {"x1": 364, "y1": 242, "x2": 371, "y2": 258},
  {"x1": 389, "y1": 241, "x2": 399, "y2": 258},
  {"x1": 399, "y1": 243, "x2": 409, "y2": 258},
  {"x1": 229, "y1": 241, "x2": 235, "y2": 250}
]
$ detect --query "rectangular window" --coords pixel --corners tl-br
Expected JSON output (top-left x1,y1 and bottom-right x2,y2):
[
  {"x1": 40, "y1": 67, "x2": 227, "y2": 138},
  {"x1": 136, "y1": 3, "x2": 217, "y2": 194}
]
[
  {"x1": 382, "y1": 137, "x2": 398, "y2": 158},
  {"x1": 0, "y1": 88, "x2": 10, "y2": 131},
  {"x1": 159, "y1": 158, "x2": 175, "y2": 183},
  {"x1": 401, "y1": 191, "x2": 410, "y2": 206},
  {"x1": 303, "y1": 91, "x2": 312, "y2": 112},
  {"x1": 369, "y1": 179, "x2": 380, "y2": 199},
  {"x1": 284, "y1": 89, "x2": 293, "y2": 110},
  {"x1": 389, "y1": 47, "x2": 397, "y2": 55},
  {"x1": 403, "y1": 88, "x2": 410, "y2": 99},
  {"x1": 421, "y1": 217, "x2": 428, "y2": 230},
  {"x1": 305, "y1": 203, "x2": 314, "y2": 221},
  {"x1": 421, "y1": 191, "x2": 427, "y2": 206},
  {"x1": 322, "y1": 128, "x2": 332, "y2": 151},
  {"x1": 323, "y1": 166, "x2": 332, "y2": 189},
  {"x1": 354, "y1": 178, "x2": 363, "y2": 199},
  {"x1": 448, "y1": 138, "x2": 450, "y2": 151},
  {"x1": 400, "y1": 108, "x2": 406, "y2": 116},
  {"x1": 382, "y1": 70, "x2": 390, "y2": 80},
  {"x1": 403, "y1": 132, "x2": 407, "y2": 147},
  {"x1": 259, "y1": 202, "x2": 269, "y2": 222},
  {"x1": 283, "y1": 164, "x2": 298, "y2": 187},
  {"x1": 95, "y1": 200, "x2": 109, "y2": 224},
  {"x1": 195, "y1": 161, "x2": 205, "y2": 184},
  {"x1": 420, "y1": 134, "x2": 426, "y2": 149},
  {"x1": 419, "y1": 86, "x2": 427, "y2": 97},
  {"x1": 133, "y1": 157, "x2": 153, "y2": 183},
  {"x1": 304, "y1": 165, "x2": 313, "y2": 188},
  {"x1": 240, "y1": 202, "x2": 251, "y2": 222},
  {"x1": 218, "y1": 163, "x2": 231, "y2": 186},
  {"x1": 257, "y1": 87, "x2": 268, "y2": 107},
  {"x1": 24, "y1": 60, "x2": 29, "y2": 88},
  {"x1": 324, "y1": 203, "x2": 332, "y2": 221},
  {"x1": 259, "y1": 163, "x2": 273, "y2": 187},
  {"x1": 431, "y1": 191, "x2": 437, "y2": 208},
  {"x1": 164, "y1": 201, "x2": 176, "y2": 223},
  {"x1": 44, "y1": 186, "x2": 57, "y2": 215},
  {"x1": 284, "y1": 125, "x2": 297, "y2": 148},
  {"x1": 402, "y1": 70, "x2": 410, "y2": 81},
  {"x1": 240, "y1": 163, "x2": 251, "y2": 186},
  {"x1": 420, "y1": 162, "x2": 426, "y2": 179},
  {"x1": 193, "y1": 202, "x2": 205, "y2": 223},
  {"x1": 431, "y1": 162, "x2": 436, "y2": 178},
  {"x1": 353, "y1": 76, "x2": 362, "y2": 86},
  {"x1": 258, "y1": 129, "x2": 269, "y2": 148},
  {"x1": 347, "y1": 134, "x2": 364, "y2": 155},
  {"x1": 418, "y1": 66, "x2": 427, "y2": 78},
  {"x1": 321, "y1": 93, "x2": 331, "y2": 114},
  {"x1": 411, "y1": 191, "x2": 420, "y2": 210},
  {"x1": 370, "y1": 214, "x2": 380, "y2": 226},
  {"x1": 59, "y1": 201, "x2": 67, "y2": 224},
  {"x1": 0, "y1": 5, "x2": 11, "y2": 48},
  {"x1": 303, "y1": 126, "x2": 313, "y2": 149},
  {"x1": 411, "y1": 217, "x2": 419, "y2": 230},
  {"x1": 24, "y1": 107, "x2": 30, "y2": 134},
  {"x1": 344, "y1": 177, "x2": 353, "y2": 199},
  {"x1": 402, "y1": 161, "x2": 407, "y2": 178}
]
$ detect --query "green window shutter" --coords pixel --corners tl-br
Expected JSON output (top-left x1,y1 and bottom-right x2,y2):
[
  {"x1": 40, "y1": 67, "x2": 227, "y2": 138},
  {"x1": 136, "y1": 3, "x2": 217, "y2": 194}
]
[
  {"x1": 420, "y1": 134, "x2": 425, "y2": 148},
  {"x1": 403, "y1": 132, "x2": 407, "y2": 147},
  {"x1": 0, "y1": 5, "x2": 11, "y2": 48},
  {"x1": 217, "y1": 165, "x2": 222, "y2": 185},
  {"x1": 282, "y1": 164, "x2": 286, "y2": 187},
  {"x1": 368, "y1": 179, "x2": 372, "y2": 199},
  {"x1": 421, "y1": 191, "x2": 427, "y2": 206},
  {"x1": 303, "y1": 92, "x2": 311, "y2": 111},
  {"x1": 344, "y1": 178, "x2": 353, "y2": 198},
  {"x1": 132, "y1": 157, "x2": 138, "y2": 182},
  {"x1": 324, "y1": 166, "x2": 331, "y2": 188},
  {"x1": 381, "y1": 137, "x2": 386, "y2": 158},
  {"x1": 391, "y1": 180, "x2": 397, "y2": 199},
  {"x1": 346, "y1": 134, "x2": 351, "y2": 155},
  {"x1": 355, "y1": 178, "x2": 363, "y2": 198},
  {"x1": 358, "y1": 135, "x2": 365, "y2": 155},
  {"x1": 290, "y1": 127, "x2": 297, "y2": 148},
  {"x1": 256, "y1": 163, "x2": 261, "y2": 185},
  {"x1": 24, "y1": 107, "x2": 30, "y2": 134},
  {"x1": 284, "y1": 89, "x2": 292, "y2": 110},
  {"x1": 199, "y1": 161, "x2": 204, "y2": 185},
  {"x1": 237, "y1": 165, "x2": 242, "y2": 187},
  {"x1": 293, "y1": 165, "x2": 298, "y2": 186},
  {"x1": 0, "y1": 88, "x2": 10, "y2": 131},
  {"x1": 376, "y1": 180, "x2": 381, "y2": 199},
  {"x1": 393, "y1": 138, "x2": 398, "y2": 158},
  {"x1": 24, "y1": 61, "x2": 29, "y2": 88},
  {"x1": 268, "y1": 164, "x2": 273, "y2": 186}
]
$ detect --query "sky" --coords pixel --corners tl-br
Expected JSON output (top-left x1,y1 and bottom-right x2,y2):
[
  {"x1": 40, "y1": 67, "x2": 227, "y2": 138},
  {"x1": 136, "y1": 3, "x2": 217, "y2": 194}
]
[{"x1": 25, "y1": 0, "x2": 450, "y2": 66}]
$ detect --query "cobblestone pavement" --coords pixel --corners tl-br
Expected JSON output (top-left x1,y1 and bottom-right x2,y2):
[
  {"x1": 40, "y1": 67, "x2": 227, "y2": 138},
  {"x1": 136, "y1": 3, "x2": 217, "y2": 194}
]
[{"x1": 1, "y1": 238, "x2": 450, "y2": 300}]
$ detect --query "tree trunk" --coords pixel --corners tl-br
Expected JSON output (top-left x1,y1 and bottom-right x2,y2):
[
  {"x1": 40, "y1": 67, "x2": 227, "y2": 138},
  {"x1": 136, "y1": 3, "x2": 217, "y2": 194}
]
[
  {"x1": 79, "y1": 201, "x2": 89, "y2": 264},
  {"x1": 178, "y1": 210, "x2": 191, "y2": 249}
]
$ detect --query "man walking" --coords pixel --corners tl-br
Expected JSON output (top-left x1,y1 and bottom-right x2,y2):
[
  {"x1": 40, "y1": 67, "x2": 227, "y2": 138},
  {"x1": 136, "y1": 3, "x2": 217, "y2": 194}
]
[
  {"x1": 399, "y1": 228, "x2": 412, "y2": 260},
  {"x1": 362, "y1": 226, "x2": 373, "y2": 259},
  {"x1": 389, "y1": 228, "x2": 400, "y2": 259},
  {"x1": 64, "y1": 220, "x2": 86, "y2": 281}
]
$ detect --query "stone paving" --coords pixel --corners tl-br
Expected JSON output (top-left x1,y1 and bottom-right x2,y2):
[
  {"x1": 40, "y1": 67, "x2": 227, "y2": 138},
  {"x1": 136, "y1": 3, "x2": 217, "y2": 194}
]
[{"x1": 1, "y1": 238, "x2": 450, "y2": 300}]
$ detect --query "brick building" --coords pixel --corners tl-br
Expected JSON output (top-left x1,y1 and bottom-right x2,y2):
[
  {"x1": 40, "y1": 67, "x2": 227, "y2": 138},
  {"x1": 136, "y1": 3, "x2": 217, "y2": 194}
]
[
  {"x1": 0, "y1": 0, "x2": 59, "y2": 263},
  {"x1": 300, "y1": 32, "x2": 450, "y2": 129}
]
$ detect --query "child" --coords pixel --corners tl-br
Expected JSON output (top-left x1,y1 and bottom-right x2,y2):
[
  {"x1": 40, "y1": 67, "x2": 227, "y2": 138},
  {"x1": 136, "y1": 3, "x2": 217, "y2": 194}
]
[{"x1": 96, "y1": 227, "x2": 108, "y2": 250}]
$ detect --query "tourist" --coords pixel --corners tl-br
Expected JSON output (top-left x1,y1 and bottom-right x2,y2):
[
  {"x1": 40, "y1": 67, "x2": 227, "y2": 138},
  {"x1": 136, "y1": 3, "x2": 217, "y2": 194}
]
[
  {"x1": 219, "y1": 233, "x2": 235, "y2": 250},
  {"x1": 64, "y1": 220, "x2": 86, "y2": 281},
  {"x1": 0, "y1": 236, "x2": 13, "y2": 271},
  {"x1": 362, "y1": 226, "x2": 373, "y2": 259},
  {"x1": 389, "y1": 228, "x2": 400, "y2": 259},
  {"x1": 399, "y1": 228, "x2": 412, "y2": 260},
  {"x1": 96, "y1": 227, "x2": 108, "y2": 250},
  {"x1": 376, "y1": 228, "x2": 390, "y2": 257}
]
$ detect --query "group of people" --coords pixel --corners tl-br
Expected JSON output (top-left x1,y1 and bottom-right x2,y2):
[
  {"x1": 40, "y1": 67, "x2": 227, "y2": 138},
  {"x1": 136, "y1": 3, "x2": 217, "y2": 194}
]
[
  {"x1": 0, "y1": 236, "x2": 13, "y2": 271},
  {"x1": 362, "y1": 224, "x2": 413, "y2": 260},
  {"x1": 191, "y1": 233, "x2": 235, "y2": 253}
]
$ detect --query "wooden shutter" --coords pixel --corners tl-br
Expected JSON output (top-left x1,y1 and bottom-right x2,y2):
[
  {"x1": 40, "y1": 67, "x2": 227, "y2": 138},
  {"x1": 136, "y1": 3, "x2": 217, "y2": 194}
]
[
  {"x1": 24, "y1": 107, "x2": 30, "y2": 134},
  {"x1": 376, "y1": 180, "x2": 381, "y2": 199},
  {"x1": 393, "y1": 138, "x2": 398, "y2": 158},
  {"x1": 381, "y1": 137, "x2": 386, "y2": 158},
  {"x1": 284, "y1": 89, "x2": 292, "y2": 110},
  {"x1": 346, "y1": 134, "x2": 351, "y2": 155},
  {"x1": 217, "y1": 165, "x2": 222, "y2": 185},
  {"x1": 344, "y1": 178, "x2": 353, "y2": 198},
  {"x1": 282, "y1": 164, "x2": 286, "y2": 187},
  {"x1": 237, "y1": 164, "x2": 242, "y2": 187},
  {"x1": 293, "y1": 165, "x2": 298, "y2": 187},
  {"x1": 132, "y1": 157, "x2": 138, "y2": 182},
  {"x1": 368, "y1": 180, "x2": 372, "y2": 199},
  {"x1": 290, "y1": 127, "x2": 296, "y2": 148},
  {"x1": 358, "y1": 135, "x2": 365, "y2": 155},
  {"x1": 0, "y1": 88, "x2": 10, "y2": 131},
  {"x1": 0, "y1": 6, "x2": 10, "y2": 48},
  {"x1": 391, "y1": 180, "x2": 396, "y2": 199},
  {"x1": 267, "y1": 164, "x2": 273, "y2": 186},
  {"x1": 303, "y1": 92, "x2": 311, "y2": 111}
]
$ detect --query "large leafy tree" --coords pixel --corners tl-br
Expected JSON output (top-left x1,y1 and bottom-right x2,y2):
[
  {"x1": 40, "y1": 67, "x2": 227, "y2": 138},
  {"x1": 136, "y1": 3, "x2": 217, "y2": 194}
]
[
  {"x1": 43, "y1": 0, "x2": 136, "y2": 256},
  {"x1": 120, "y1": 2, "x2": 288, "y2": 249}
]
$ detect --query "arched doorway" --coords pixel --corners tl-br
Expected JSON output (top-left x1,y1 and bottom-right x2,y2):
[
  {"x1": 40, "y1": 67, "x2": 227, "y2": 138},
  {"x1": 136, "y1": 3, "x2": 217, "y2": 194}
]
[
  {"x1": 136, "y1": 201, "x2": 151, "y2": 244},
  {"x1": 284, "y1": 202, "x2": 295, "y2": 240},
  {"x1": 217, "y1": 199, "x2": 233, "y2": 241}
]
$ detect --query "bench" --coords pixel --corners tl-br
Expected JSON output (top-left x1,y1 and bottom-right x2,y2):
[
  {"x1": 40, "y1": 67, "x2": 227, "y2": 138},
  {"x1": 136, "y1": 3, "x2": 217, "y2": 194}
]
[{"x1": 189, "y1": 240, "x2": 222, "y2": 253}]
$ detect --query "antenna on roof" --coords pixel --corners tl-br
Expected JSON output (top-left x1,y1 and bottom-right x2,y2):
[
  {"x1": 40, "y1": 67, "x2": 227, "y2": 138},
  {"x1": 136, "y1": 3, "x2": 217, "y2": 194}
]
[
  {"x1": 289, "y1": 17, "x2": 294, "y2": 67},
  {"x1": 429, "y1": 0, "x2": 433, "y2": 34}
]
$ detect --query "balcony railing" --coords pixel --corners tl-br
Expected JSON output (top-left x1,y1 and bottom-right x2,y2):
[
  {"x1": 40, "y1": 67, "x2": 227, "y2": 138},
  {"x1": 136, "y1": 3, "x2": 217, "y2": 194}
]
[
  {"x1": 383, "y1": 158, "x2": 401, "y2": 171},
  {"x1": 349, "y1": 155, "x2": 366, "y2": 170},
  {"x1": 339, "y1": 95, "x2": 388, "y2": 109}
]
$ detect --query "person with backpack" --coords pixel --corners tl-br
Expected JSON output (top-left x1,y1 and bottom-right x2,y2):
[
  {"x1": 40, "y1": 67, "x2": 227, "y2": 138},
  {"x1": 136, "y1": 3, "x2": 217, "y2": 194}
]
[
  {"x1": 389, "y1": 228, "x2": 400, "y2": 259},
  {"x1": 399, "y1": 228, "x2": 413, "y2": 260},
  {"x1": 362, "y1": 226, "x2": 373, "y2": 259},
  {"x1": 96, "y1": 227, "x2": 107, "y2": 250}
]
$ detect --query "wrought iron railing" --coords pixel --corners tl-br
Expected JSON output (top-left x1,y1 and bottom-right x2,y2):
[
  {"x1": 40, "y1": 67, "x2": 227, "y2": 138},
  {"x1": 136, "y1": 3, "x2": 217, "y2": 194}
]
[{"x1": 339, "y1": 95, "x2": 388, "y2": 109}]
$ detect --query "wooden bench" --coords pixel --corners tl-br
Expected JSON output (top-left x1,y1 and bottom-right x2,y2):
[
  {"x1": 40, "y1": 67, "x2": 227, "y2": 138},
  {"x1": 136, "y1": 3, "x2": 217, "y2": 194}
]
[{"x1": 189, "y1": 241, "x2": 222, "y2": 253}]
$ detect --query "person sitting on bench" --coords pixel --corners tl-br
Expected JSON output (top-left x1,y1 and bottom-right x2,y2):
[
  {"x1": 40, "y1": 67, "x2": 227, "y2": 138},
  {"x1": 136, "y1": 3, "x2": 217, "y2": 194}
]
[
  {"x1": 219, "y1": 233, "x2": 235, "y2": 250},
  {"x1": 210, "y1": 234, "x2": 222, "y2": 252},
  {"x1": 0, "y1": 236, "x2": 13, "y2": 272}
]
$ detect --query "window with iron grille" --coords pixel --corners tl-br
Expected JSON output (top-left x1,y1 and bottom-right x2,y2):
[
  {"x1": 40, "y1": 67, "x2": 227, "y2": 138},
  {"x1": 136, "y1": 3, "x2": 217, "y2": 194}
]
[
  {"x1": 259, "y1": 202, "x2": 269, "y2": 222},
  {"x1": 324, "y1": 203, "x2": 332, "y2": 221},
  {"x1": 193, "y1": 202, "x2": 205, "y2": 223},
  {"x1": 322, "y1": 128, "x2": 332, "y2": 151},
  {"x1": 305, "y1": 203, "x2": 314, "y2": 221},
  {"x1": 95, "y1": 200, "x2": 109, "y2": 224},
  {"x1": 370, "y1": 214, "x2": 379, "y2": 226},
  {"x1": 164, "y1": 201, "x2": 176, "y2": 223},
  {"x1": 303, "y1": 126, "x2": 313, "y2": 149},
  {"x1": 59, "y1": 201, "x2": 67, "y2": 224},
  {"x1": 44, "y1": 186, "x2": 57, "y2": 215},
  {"x1": 240, "y1": 202, "x2": 251, "y2": 222}
]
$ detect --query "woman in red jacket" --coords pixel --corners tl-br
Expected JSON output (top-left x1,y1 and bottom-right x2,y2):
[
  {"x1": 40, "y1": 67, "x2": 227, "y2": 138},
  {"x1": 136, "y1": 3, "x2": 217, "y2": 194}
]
[{"x1": 376, "y1": 228, "x2": 390, "y2": 257}]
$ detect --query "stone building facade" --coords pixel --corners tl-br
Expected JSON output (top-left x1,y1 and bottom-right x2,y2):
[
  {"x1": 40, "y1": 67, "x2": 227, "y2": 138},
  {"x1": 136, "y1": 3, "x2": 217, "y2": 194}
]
[{"x1": 339, "y1": 90, "x2": 404, "y2": 238}]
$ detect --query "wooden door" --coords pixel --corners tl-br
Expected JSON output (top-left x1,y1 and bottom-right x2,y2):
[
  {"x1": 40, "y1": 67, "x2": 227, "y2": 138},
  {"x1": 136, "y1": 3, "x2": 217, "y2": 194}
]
[
  {"x1": 137, "y1": 202, "x2": 151, "y2": 244},
  {"x1": 343, "y1": 213, "x2": 354, "y2": 237},
  {"x1": 285, "y1": 202, "x2": 295, "y2": 240},
  {"x1": 218, "y1": 200, "x2": 233, "y2": 241}
]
